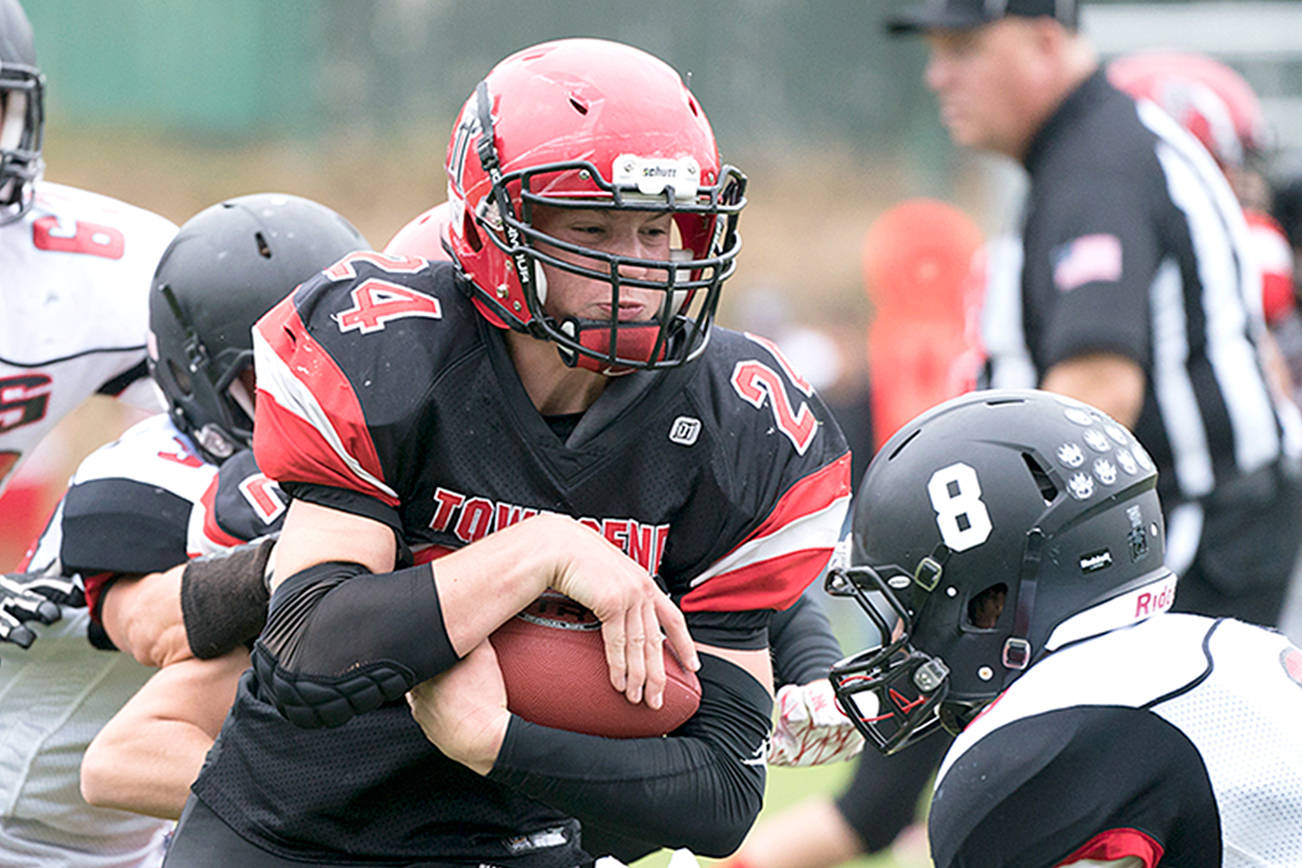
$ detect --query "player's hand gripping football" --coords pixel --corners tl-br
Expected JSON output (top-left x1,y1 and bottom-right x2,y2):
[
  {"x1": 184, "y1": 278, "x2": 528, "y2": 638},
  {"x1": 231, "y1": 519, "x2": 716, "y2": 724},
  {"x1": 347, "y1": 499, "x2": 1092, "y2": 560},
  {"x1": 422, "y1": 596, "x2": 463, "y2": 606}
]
[
  {"x1": 0, "y1": 572, "x2": 86, "y2": 652},
  {"x1": 407, "y1": 640, "x2": 509, "y2": 775},
  {"x1": 543, "y1": 515, "x2": 699, "y2": 713},
  {"x1": 767, "y1": 679, "x2": 868, "y2": 767}
]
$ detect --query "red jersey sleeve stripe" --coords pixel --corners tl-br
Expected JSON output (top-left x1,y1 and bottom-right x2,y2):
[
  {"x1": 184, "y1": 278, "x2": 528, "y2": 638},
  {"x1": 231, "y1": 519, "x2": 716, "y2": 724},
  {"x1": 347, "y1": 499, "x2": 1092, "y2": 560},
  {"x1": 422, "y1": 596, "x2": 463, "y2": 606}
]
[
  {"x1": 742, "y1": 451, "x2": 851, "y2": 546},
  {"x1": 680, "y1": 547, "x2": 836, "y2": 612},
  {"x1": 682, "y1": 451, "x2": 851, "y2": 612},
  {"x1": 1056, "y1": 828, "x2": 1164, "y2": 867},
  {"x1": 252, "y1": 299, "x2": 398, "y2": 507}
]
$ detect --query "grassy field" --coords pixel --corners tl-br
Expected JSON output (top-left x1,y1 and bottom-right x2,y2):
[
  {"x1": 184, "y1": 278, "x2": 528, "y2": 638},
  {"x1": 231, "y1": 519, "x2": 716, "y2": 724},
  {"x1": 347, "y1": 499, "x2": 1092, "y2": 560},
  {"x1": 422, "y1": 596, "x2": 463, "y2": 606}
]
[{"x1": 632, "y1": 759, "x2": 932, "y2": 868}]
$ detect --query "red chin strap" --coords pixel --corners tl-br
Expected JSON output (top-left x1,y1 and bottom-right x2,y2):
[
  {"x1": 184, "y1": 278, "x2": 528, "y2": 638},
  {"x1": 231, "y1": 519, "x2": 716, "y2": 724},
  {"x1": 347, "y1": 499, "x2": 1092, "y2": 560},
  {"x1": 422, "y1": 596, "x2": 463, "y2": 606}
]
[{"x1": 563, "y1": 319, "x2": 666, "y2": 376}]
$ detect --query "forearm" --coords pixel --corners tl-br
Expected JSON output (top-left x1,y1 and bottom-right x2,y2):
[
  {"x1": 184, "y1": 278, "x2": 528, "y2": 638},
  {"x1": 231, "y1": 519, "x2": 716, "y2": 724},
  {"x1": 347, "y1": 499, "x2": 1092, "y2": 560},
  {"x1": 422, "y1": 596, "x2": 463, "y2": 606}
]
[
  {"x1": 81, "y1": 650, "x2": 248, "y2": 819},
  {"x1": 101, "y1": 537, "x2": 276, "y2": 668},
  {"x1": 769, "y1": 592, "x2": 844, "y2": 687},
  {"x1": 255, "y1": 512, "x2": 680, "y2": 728},
  {"x1": 99, "y1": 565, "x2": 189, "y2": 668},
  {"x1": 488, "y1": 654, "x2": 772, "y2": 857}
]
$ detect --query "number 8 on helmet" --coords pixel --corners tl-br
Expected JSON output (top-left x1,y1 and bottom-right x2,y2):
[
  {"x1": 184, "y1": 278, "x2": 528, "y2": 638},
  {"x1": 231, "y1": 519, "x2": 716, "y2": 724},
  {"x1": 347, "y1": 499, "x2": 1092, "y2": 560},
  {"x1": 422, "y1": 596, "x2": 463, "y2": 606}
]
[{"x1": 828, "y1": 388, "x2": 1176, "y2": 754}]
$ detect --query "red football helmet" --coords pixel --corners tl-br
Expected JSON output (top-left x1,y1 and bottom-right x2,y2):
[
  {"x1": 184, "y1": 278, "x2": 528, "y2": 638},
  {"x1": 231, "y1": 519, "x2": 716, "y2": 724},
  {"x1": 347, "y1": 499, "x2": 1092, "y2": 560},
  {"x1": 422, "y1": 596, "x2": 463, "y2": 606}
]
[
  {"x1": 1108, "y1": 52, "x2": 1269, "y2": 170},
  {"x1": 444, "y1": 38, "x2": 746, "y2": 374},
  {"x1": 384, "y1": 202, "x2": 454, "y2": 262}
]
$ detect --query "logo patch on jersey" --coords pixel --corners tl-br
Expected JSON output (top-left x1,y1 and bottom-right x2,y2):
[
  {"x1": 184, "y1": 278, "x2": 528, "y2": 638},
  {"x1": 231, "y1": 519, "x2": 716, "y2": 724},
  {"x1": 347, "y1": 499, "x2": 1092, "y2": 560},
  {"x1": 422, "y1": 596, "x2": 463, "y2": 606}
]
[
  {"x1": 1079, "y1": 548, "x2": 1112, "y2": 573},
  {"x1": 668, "y1": 416, "x2": 702, "y2": 446},
  {"x1": 1281, "y1": 648, "x2": 1302, "y2": 688},
  {"x1": 1052, "y1": 233, "x2": 1122, "y2": 292}
]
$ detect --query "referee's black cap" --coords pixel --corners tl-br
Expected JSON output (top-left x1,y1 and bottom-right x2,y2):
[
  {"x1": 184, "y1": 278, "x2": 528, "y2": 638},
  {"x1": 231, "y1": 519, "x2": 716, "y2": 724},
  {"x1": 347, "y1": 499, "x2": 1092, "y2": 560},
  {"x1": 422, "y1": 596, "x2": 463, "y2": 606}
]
[{"x1": 885, "y1": 0, "x2": 1079, "y2": 35}]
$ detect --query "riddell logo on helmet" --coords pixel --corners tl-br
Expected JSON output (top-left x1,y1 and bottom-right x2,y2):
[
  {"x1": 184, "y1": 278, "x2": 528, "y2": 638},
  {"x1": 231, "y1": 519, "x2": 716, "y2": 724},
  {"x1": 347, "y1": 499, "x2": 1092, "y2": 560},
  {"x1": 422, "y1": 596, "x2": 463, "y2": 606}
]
[
  {"x1": 1133, "y1": 581, "x2": 1175, "y2": 617},
  {"x1": 1079, "y1": 549, "x2": 1112, "y2": 573}
]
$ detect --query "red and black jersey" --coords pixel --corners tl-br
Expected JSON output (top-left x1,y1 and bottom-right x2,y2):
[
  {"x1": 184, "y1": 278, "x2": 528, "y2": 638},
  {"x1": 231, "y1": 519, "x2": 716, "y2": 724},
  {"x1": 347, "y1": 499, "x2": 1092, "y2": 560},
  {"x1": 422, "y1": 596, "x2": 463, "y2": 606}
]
[
  {"x1": 928, "y1": 614, "x2": 1302, "y2": 867},
  {"x1": 188, "y1": 254, "x2": 850, "y2": 864},
  {"x1": 252, "y1": 254, "x2": 851, "y2": 641}
]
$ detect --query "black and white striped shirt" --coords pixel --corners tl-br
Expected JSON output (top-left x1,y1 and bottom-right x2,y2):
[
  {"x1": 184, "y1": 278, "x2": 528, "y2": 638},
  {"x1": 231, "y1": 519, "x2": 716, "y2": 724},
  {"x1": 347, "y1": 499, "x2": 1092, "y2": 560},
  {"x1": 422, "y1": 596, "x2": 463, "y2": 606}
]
[{"x1": 979, "y1": 69, "x2": 1301, "y2": 511}]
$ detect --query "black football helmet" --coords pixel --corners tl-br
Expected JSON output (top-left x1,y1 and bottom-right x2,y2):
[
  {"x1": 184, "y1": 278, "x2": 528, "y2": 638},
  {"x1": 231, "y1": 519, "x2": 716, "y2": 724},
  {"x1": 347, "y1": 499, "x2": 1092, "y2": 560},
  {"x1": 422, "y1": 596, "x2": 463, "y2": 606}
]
[
  {"x1": 828, "y1": 389, "x2": 1176, "y2": 754},
  {"x1": 148, "y1": 193, "x2": 368, "y2": 463},
  {"x1": 0, "y1": 0, "x2": 42, "y2": 221}
]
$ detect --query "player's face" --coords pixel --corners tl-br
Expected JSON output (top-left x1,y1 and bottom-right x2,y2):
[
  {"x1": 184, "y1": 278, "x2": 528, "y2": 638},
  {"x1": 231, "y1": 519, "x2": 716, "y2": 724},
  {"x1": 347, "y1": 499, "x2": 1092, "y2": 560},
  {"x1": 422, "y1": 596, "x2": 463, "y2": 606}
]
[
  {"x1": 923, "y1": 20, "x2": 1043, "y2": 159},
  {"x1": 530, "y1": 204, "x2": 673, "y2": 323}
]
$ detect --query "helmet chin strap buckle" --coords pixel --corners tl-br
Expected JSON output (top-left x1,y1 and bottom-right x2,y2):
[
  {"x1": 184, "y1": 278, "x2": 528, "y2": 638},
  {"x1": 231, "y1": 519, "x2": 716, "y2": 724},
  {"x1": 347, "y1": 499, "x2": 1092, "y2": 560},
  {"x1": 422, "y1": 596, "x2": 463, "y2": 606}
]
[
  {"x1": 1002, "y1": 637, "x2": 1031, "y2": 670},
  {"x1": 195, "y1": 423, "x2": 236, "y2": 460}
]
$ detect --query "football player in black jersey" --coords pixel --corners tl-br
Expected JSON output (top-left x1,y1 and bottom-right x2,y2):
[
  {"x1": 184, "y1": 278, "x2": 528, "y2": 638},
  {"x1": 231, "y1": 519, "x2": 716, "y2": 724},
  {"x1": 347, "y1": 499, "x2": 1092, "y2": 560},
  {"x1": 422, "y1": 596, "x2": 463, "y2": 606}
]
[
  {"x1": 0, "y1": 194, "x2": 366, "y2": 863},
  {"x1": 829, "y1": 389, "x2": 1302, "y2": 867},
  {"x1": 164, "y1": 38, "x2": 851, "y2": 867}
]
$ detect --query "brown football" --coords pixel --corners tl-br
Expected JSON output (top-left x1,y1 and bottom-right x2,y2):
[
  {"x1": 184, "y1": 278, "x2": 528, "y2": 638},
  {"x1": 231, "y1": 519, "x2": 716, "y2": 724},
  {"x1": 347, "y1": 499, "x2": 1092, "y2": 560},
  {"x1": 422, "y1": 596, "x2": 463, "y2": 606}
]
[{"x1": 489, "y1": 591, "x2": 702, "y2": 738}]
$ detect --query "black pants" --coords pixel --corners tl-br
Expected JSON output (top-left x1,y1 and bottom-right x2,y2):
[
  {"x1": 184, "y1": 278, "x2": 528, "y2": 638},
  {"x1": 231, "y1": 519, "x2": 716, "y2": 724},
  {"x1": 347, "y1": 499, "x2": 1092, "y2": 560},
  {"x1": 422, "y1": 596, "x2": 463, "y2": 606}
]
[
  {"x1": 164, "y1": 796, "x2": 323, "y2": 867},
  {"x1": 1173, "y1": 467, "x2": 1302, "y2": 628},
  {"x1": 162, "y1": 796, "x2": 547, "y2": 868},
  {"x1": 833, "y1": 730, "x2": 950, "y2": 852}
]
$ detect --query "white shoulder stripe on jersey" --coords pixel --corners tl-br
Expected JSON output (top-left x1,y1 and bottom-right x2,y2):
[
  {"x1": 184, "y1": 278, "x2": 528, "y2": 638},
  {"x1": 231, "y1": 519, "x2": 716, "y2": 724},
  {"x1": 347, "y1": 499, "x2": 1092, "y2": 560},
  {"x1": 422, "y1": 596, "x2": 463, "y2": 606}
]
[
  {"x1": 253, "y1": 327, "x2": 399, "y2": 502},
  {"x1": 688, "y1": 494, "x2": 850, "y2": 587}
]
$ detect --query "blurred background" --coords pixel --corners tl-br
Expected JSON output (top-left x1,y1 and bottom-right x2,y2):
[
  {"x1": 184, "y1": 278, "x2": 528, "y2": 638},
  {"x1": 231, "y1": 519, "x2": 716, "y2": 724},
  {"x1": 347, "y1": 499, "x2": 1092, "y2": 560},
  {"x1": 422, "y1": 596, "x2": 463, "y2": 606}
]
[{"x1": 5, "y1": 2, "x2": 1302, "y2": 864}]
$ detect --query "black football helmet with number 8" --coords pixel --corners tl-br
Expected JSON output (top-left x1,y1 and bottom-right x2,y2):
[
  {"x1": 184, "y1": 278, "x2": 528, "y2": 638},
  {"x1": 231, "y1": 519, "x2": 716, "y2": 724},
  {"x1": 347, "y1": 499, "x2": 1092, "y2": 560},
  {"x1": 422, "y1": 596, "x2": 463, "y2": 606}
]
[{"x1": 828, "y1": 389, "x2": 1176, "y2": 754}]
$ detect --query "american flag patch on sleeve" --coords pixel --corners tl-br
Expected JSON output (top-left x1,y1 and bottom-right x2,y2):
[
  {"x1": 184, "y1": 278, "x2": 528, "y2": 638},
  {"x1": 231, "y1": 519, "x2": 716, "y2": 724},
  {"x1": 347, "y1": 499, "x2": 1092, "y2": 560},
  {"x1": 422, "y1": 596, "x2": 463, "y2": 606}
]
[{"x1": 1052, "y1": 233, "x2": 1123, "y2": 292}]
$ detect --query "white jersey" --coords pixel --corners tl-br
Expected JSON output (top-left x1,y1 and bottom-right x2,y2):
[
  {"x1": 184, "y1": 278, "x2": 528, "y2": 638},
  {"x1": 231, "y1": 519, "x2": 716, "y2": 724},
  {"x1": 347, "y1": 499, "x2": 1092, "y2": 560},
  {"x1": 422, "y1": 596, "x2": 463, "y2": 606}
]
[
  {"x1": 2, "y1": 414, "x2": 284, "y2": 868},
  {"x1": 931, "y1": 613, "x2": 1302, "y2": 867},
  {"x1": 0, "y1": 181, "x2": 176, "y2": 491}
]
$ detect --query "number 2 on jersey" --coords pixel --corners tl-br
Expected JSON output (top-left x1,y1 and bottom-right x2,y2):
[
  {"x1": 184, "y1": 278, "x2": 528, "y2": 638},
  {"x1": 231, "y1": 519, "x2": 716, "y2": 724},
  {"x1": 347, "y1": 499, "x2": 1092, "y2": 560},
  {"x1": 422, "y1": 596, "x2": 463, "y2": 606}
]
[{"x1": 927, "y1": 462, "x2": 992, "y2": 551}]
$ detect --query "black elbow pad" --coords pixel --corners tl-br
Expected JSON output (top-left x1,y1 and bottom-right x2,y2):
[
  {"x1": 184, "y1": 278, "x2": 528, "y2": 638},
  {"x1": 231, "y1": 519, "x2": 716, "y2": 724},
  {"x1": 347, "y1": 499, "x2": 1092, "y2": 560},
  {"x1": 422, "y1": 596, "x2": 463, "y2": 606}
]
[{"x1": 250, "y1": 561, "x2": 457, "y2": 729}]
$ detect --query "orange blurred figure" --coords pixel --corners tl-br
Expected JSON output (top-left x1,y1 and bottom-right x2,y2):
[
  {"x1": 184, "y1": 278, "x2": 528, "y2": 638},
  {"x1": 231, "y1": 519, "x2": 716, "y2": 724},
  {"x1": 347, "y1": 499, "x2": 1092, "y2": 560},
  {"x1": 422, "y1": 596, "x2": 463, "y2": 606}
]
[{"x1": 862, "y1": 198, "x2": 984, "y2": 449}]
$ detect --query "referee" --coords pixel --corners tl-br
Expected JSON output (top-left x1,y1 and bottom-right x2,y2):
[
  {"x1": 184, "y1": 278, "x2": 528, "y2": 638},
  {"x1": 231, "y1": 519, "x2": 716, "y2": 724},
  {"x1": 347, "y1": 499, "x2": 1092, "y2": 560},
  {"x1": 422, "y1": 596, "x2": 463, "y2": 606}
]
[{"x1": 897, "y1": 0, "x2": 1302, "y2": 626}]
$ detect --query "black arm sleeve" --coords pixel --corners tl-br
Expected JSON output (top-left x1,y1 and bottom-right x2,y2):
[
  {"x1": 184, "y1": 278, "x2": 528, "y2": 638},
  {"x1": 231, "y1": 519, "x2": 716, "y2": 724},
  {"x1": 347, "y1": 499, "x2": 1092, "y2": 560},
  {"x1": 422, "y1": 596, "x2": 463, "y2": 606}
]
[
  {"x1": 769, "y1": 591, "x2": 845, "y2": 687},
  {"x1": 250, "y1": 561, "x2": 460, "y2": 729},
  {"x1": 489, "y1": 654, "x2": 773, "y2": 858}
]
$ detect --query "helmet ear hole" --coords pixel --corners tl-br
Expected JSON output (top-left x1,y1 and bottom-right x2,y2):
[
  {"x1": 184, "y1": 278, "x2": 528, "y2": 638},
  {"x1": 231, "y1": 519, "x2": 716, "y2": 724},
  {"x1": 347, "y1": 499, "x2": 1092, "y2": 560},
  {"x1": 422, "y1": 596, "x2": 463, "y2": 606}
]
[
  {"x1": 967, "y1": 583, "x2": 1007, "y2": 629},
  {"x1": 167, "y1": 359, "x2": 192, "y2": 396},
  {"x1": 462, "y1": 210, "x2": 483, "y2": 253},
  {"x1": 1022, "y1": 452, "x2": 1059, "y2": 504}
]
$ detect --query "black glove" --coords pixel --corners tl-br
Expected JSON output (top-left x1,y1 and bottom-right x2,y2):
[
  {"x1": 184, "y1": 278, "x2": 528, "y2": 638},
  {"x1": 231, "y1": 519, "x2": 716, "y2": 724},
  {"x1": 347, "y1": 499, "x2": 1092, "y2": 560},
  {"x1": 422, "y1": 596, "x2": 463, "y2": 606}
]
[{"x1": 0, "y1": 573, "x2": 87, "y2": 650}]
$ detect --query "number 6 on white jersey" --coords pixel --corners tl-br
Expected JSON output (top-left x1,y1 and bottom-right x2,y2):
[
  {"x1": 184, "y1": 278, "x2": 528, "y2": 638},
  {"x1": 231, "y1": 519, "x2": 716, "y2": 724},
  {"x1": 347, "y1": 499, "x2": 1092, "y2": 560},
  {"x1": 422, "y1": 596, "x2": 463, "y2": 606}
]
[{"x1": 927, "y1": 462, "x2": 992, "y2": 552}]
